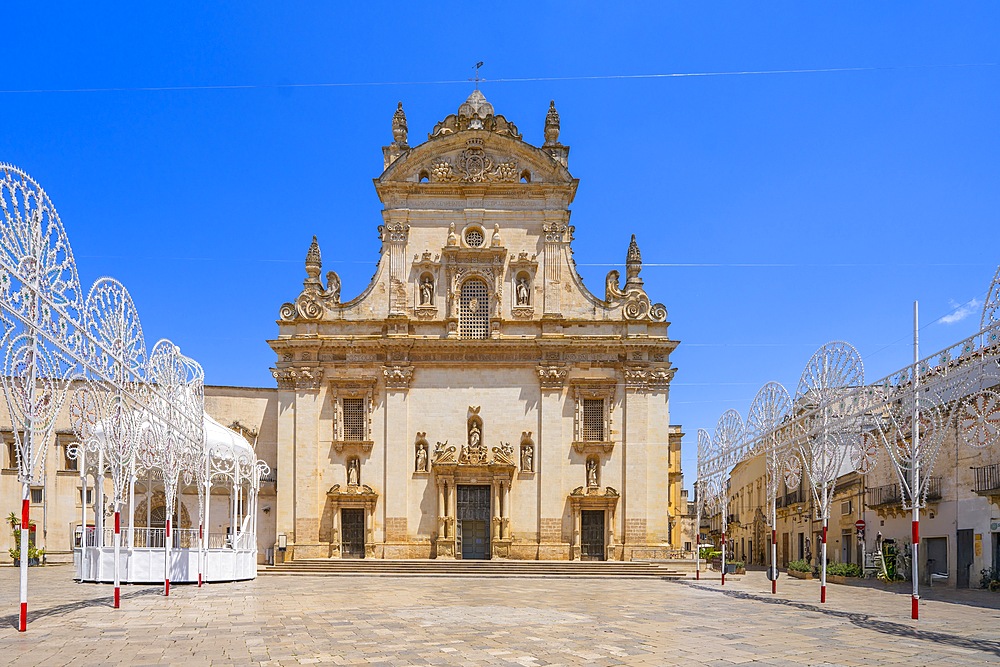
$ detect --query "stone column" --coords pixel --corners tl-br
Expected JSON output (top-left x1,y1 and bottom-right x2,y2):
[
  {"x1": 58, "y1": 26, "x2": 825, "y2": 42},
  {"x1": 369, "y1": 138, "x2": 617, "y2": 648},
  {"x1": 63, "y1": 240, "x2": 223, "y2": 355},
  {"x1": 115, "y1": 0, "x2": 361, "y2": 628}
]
[
  {"x1": 294, "y1": 372, "x2": 324, "y2": 558},
  {"x1": 502, "y1": 480, "x2": 511, "y2": 539},
  {"x1": 273, "y1": 371, "x2": 298, "y2": 555},
  {"x1": 437, "y1": 481, "x2": 446, "y2": 538},
  {"x1": 573, "y1": 506, "x2": 582, "y2": 561},
  {"x1": 538, "y1": 365, "x2": 567, "y2": 559},
  {"x1": 332, "y1": 504, "x2": 341, "y2": 556}
]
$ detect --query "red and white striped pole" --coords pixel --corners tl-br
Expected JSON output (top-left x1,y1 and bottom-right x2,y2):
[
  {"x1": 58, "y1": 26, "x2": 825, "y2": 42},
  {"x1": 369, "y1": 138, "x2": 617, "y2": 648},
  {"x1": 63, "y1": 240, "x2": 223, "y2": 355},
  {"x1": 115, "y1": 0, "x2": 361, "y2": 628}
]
[
  {"x1": 18, "y1": 485, "x2": 29, "y2": 632},
  {"x1": 164, "y1": 516, "x2": 171, "y2": 596},
  {"x1": 720, "y1": 531, "x2": 727, "y2": 586},
  {"x1": 113, "y1": 509, "x2": 121, "y2": 608},
  {"x1": 820, "y1": 521, "x2": 828, "y2": 603},
  {"x1": 198, "y1": 523, "x2": 203, "y2": 587},
  {"x1": 771, "y1": 527, "x2": 777, "y2": 594}
]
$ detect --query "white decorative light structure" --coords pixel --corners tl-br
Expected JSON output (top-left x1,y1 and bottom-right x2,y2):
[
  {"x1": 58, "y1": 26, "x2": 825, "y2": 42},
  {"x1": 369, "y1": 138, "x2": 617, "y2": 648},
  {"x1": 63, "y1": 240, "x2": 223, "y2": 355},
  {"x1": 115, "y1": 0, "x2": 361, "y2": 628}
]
[
  {"x1": 696, "y1": 265, "x2": 1000, "y2": 619},
  {"x1": 0, "y1": 164, "x2": 268, "y2": 630}
]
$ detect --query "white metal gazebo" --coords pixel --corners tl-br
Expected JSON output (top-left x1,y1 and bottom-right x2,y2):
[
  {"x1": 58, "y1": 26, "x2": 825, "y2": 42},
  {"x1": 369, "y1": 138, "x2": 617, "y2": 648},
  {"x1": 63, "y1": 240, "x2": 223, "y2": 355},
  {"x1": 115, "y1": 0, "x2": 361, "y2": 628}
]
[{"x1": 74, "y1": 411, "x2": 268, "y2": 585}]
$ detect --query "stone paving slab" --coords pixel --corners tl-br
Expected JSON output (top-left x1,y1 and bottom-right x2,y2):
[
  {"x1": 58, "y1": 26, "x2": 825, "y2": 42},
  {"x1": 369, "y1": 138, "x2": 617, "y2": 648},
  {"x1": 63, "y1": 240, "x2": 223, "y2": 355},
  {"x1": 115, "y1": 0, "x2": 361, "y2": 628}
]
[{"x1": 0, "y1": 568, "x2": 999, "y2": 665}]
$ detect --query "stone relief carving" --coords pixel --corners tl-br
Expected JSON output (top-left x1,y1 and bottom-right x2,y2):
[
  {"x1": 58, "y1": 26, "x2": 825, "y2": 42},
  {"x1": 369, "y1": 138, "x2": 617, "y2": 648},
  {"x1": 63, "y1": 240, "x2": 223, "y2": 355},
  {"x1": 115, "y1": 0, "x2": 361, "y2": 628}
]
[
  {"x1": 426, "y1": 139, "x2": 520, "y2": 184},
  {"x1": 603, "y1": 235, "x2": 667, "y2": 322},
  {"x1": 271, "y1": 367, "x2": 324, "y2": 391},
  {"x1": 537, "y1": 365, "x2": 568, "y2": 388},
  {"x1": 433, "y1": 440, "x2": 456, "y2": 464},
  {"x1": 491, "y1": 441, "x2": 515, "y2": 465},
  {"x1": 328, "y1": 483, "x2": 376, "y2": 497},
  {"x1": 382, "y1": 365, "x2": 414, "y2": 390},
  {"x1": 280, "y1": 236, "x2": 342, "y2": 321},
  {"x1": 429, "y1": 90, "x2": 522, "y2": 140}
]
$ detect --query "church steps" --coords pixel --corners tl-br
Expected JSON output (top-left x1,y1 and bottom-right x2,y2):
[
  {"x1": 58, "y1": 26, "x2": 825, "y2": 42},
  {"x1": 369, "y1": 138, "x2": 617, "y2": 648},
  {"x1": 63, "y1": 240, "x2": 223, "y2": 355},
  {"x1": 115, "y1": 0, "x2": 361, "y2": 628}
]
[{"x1": 260, "y1": 559, "x2": 687, "y2": 578}]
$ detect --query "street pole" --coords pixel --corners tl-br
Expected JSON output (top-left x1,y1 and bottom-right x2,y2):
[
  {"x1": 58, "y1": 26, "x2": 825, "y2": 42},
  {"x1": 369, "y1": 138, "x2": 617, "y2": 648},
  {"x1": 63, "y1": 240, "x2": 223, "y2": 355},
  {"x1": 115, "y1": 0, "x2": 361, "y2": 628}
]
[
  {"x1": 721, "y1": 501, "x2": 728, "y2": 586},
  {"x1": 694, "y1": 480, "x2": 701, "y2": 580},
  {"x1": 911, "y1": 300, "x2": 920, "y2": 620},
  {"x1": 770, "y1": 438, "x2": 778, "y2": 594}
]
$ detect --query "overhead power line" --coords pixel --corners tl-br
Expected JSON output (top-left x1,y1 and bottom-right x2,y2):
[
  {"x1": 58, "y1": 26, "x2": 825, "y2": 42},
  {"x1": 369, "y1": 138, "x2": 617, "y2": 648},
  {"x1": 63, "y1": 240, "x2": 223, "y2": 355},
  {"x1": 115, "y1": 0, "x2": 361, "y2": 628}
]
[{"x1": 0, "y1": 62, "x2": 995, "y2": 95}]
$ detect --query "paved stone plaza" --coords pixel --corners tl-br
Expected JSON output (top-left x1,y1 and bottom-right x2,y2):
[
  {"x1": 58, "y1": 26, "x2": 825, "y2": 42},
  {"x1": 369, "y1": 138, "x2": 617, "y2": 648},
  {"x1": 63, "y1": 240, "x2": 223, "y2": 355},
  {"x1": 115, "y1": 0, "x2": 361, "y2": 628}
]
[{"x1": 1, "y1": 567, "x2": 1000, "y2": 666}]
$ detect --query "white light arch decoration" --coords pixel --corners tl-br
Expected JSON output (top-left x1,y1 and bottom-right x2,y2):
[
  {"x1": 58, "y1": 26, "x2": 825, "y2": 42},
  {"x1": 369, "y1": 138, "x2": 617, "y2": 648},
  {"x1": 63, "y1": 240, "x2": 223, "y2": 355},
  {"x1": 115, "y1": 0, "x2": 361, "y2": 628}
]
[{"x1": 0, "y1": 164, "x2": 268, "y2": 630}]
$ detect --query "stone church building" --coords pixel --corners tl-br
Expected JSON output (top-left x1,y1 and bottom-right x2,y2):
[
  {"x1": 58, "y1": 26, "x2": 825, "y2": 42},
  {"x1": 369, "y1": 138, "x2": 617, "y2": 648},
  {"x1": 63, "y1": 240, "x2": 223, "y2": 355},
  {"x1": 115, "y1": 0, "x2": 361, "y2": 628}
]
[{"x1": 269, "y1": 91, "x2": 683, "y2": 561}]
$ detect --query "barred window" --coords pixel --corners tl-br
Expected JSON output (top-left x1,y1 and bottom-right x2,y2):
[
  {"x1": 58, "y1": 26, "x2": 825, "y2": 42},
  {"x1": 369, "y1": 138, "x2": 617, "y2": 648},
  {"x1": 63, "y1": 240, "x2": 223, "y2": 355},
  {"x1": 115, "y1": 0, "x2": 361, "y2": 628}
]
[
  {"x1": 79, "y1": 488, "x2": 93, "y2": 506},
  {"x1": 342, "y1": 398, "x2": 366, "y2": 441},
  {"x1": 582, "y1": 399, "x2": 605, "y2": 441},
  {"x1": 459, "y1": 279, "x2": 490, "y2": 340},
  {"x1": 30, "y1": 487, "x2": 43, "y2": 504}
]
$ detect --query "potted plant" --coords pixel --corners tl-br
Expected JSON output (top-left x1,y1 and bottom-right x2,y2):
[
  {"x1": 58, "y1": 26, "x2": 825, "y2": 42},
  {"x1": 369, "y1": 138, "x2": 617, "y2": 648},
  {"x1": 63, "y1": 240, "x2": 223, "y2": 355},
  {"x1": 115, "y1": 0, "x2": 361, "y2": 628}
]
[
  {"x1": 7, "y1": 512, "x2": 41, "y2": 566},
  {"x1": 726, "y1": 559, "x2": 746, "y2": 575},
  {"x1": 787, "y1": 558, "x2": 813, "y2": 579},
  {"x1": 825, "y1": 562, "x2": 862, "y2": 584},
  {"x1": 980, "y1": 567, "x2": 1000, "y2": 592}
]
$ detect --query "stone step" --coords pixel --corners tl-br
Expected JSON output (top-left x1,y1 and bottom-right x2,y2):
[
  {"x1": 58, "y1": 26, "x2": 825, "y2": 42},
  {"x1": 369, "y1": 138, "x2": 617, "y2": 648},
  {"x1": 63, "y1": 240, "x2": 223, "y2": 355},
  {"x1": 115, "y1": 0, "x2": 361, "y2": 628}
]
[{"x1": 260, "y1": 559, "x2": 687, "y2": 578}]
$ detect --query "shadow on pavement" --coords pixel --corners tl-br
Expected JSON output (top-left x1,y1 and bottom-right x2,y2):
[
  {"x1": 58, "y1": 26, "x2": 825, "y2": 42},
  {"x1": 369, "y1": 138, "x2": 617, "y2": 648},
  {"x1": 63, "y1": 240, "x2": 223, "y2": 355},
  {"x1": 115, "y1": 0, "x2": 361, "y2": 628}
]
[
  {"x1": 2, "y1": 587, "x2": 161, "y2": 630},
  {"x1": 676, "y1": 580, "x2": 1000, "y2": 658}
]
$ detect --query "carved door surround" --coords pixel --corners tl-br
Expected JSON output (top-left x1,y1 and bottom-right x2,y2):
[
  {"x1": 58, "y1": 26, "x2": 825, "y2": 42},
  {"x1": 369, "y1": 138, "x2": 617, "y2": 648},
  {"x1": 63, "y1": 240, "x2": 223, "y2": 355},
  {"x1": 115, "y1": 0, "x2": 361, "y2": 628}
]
[
  {"x1": 433, "y1": 461, "x2": 515, "y2": 559},
  {"x1": 568, "y1": 486, "x2": 620, "y2": 561},
  {"x1": 326, "y1": 484, "x2": 378, "y2": 559}
]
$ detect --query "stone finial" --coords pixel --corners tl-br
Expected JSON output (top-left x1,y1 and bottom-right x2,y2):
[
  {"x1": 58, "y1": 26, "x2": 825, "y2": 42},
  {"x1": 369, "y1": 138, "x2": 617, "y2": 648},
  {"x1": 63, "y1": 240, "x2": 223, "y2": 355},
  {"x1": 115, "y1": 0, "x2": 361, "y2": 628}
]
[
  {"x1": 392, "y1": 101, "x2": 408, "y2": 147},
  {"x1": 447, "y1": 222, "x2": 459, "y2": 247},
  {"x1": 304, "y1": 236, "x2": 323, "y2": 288},
  {"x1": 544, "y1": 100, "x2": 560, "y2": 146},
  {"x1": 624, "y1": 234, "x2": 644, "y2": 292},
  {"x1": 491, "y1": 223, "x2": 503, "y2": 247},
  {"x1": 458, "y1": 89, "x2": 494, "y2": 119}
]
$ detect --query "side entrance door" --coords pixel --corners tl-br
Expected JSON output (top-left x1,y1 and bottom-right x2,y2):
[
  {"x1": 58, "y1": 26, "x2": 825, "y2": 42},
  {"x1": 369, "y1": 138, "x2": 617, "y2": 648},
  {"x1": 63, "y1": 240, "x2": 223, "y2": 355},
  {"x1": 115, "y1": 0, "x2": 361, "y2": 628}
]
[
  {"x1": 341, "y1": 508, "x2": 365, "y2": 559},
  {"x1": 581, "y1": 510, "x2": 606, "y2": 561},
  {"x1": 458, "y1": 485, "x2": 491, "y2": 560},
  {"x1": 957, "y1": 529, "x2": 975, "y2": 589}
]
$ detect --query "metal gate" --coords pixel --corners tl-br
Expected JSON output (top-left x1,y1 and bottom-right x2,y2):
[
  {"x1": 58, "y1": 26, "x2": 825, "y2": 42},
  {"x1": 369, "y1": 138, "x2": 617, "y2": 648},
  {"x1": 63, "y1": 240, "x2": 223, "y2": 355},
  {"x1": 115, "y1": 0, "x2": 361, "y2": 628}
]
[
  {"x1": 581, "y1": 510, "x2": 606, "y2": 561},
  {"x1": 341, "y1": 508, "x2": 365, "y2": 559},
  {"x1": 457, "y1": 485, "x2": 490, "y2": 560}
]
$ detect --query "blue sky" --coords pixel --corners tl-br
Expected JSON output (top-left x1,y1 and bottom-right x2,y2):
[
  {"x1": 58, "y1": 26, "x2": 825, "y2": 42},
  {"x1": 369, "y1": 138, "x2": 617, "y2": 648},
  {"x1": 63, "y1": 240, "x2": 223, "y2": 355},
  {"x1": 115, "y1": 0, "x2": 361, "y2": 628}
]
[{"x1": 2, "y1": 4, "x2": 998, "y2": 489}]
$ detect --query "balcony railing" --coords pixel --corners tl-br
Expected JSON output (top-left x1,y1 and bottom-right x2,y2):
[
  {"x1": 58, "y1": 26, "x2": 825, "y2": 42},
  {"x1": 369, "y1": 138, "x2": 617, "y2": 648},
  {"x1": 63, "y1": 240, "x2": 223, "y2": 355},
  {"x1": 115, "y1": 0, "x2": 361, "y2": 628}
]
[
  {"x1": 866, "y1": 483, "x2": 902, "y2": 507},
  {"x1": 973, "y1": 463, "x2": 1000, "y2": 494},
  {"x1": 866, "y1": 477, "x2": 942, "y2": 507},
  {"x1": 783, "y1": 489, "x2": 802, "y2": 506}
]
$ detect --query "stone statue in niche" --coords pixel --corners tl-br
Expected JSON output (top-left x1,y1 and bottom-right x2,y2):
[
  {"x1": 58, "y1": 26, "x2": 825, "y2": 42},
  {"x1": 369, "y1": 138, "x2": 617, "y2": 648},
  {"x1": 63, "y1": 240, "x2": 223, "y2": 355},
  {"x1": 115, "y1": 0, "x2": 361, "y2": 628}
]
[
  {"x1": 419, "y1": 276, "x2": 434, "y2": 305},
  {"x1": 460, "y1": 418, "x2": 488, "y2": 464},
  {"x1": 347, "y1": 458, "x2": 360, "y2": 486},
  {"x1": 587, "y1": 458, "x2": 598, "y2": 488},
  {"x1": 515, "y1": 277, "x2": 530, "y2": 306},
  {"x1": 521, "y1": 444, "x2": 533, "y2": 472},
  {"x1": 415, "y1": 443, "x2": 428, "y2": 472}
]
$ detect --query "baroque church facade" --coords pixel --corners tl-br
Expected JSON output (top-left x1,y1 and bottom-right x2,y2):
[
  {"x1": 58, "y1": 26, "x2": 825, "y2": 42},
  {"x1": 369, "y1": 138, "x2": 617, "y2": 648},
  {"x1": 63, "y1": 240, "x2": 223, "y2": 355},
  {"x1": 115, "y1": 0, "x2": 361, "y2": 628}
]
[{"x1": 269, "y1": 91, "x2": 683, "y2": 561}]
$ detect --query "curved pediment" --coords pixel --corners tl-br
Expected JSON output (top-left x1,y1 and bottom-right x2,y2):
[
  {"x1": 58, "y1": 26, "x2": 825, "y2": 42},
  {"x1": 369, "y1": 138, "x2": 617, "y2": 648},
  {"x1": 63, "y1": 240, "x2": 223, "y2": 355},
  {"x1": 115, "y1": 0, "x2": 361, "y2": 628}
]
[{"x1": 380, "y1": 131, "x2": 573, "y2": 186}]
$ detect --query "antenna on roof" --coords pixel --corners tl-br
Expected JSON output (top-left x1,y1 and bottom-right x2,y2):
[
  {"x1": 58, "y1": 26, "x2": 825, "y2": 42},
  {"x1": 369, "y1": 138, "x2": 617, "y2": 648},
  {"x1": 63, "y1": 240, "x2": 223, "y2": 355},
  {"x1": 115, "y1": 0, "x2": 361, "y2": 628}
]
[{"x1": 471, "y1": 61, "x2": 485, "y2": 89}]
